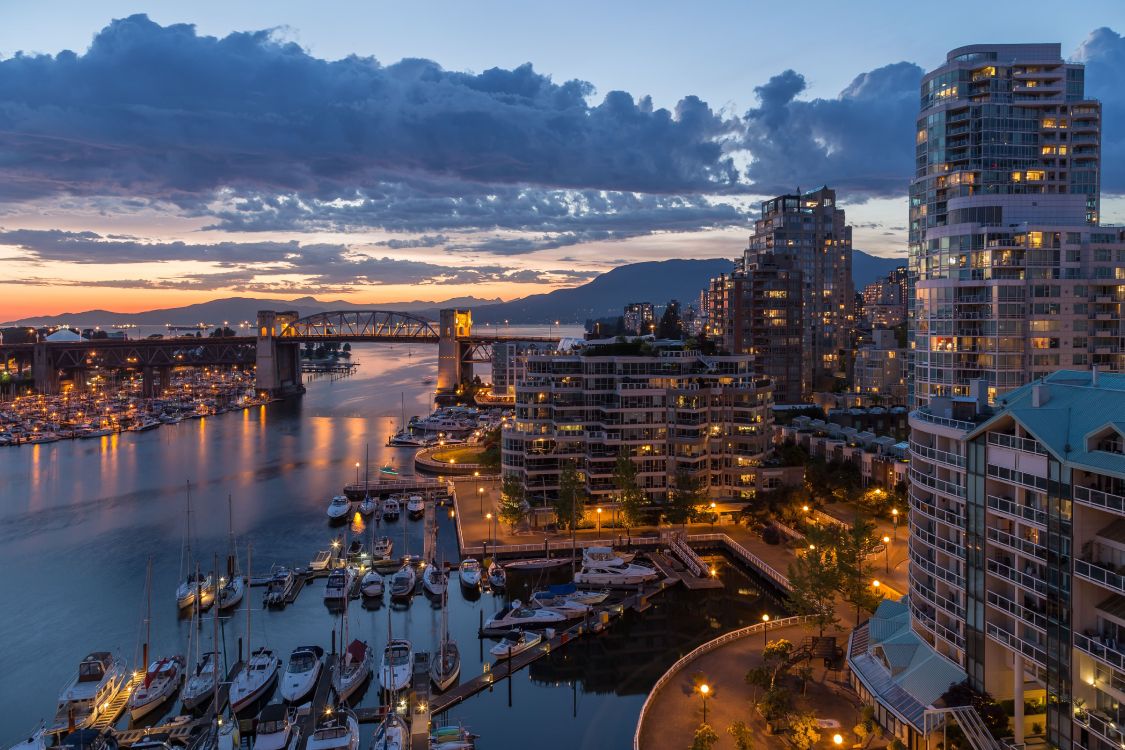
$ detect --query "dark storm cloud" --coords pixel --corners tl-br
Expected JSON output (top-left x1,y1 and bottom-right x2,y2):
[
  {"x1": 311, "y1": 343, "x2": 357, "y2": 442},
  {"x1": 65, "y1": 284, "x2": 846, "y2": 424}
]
[
  {"x1": 1075, "y1": 28, "x2": 1125, "y2": 194},
  {"x1": 741, "y1": 63, "x2": 924, "y2": 199}
]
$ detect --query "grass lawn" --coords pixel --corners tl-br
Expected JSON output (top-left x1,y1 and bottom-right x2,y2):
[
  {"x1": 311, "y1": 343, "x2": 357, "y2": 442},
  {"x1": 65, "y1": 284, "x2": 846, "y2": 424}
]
[{"x1": 430, "y1": 445, "x2": 486, "y2": 464}]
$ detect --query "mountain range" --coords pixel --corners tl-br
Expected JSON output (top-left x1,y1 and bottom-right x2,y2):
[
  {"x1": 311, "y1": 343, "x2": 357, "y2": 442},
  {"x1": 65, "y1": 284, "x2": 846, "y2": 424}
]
[{"x1": 4, "y1": 251, "x2": 904, "y2": 327}]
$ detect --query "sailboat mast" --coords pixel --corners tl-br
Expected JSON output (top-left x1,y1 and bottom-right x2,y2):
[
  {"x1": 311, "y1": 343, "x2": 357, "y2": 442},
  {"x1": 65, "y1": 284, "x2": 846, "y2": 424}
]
[
  {"x1": 227, "y1": 494, "x2": 235, "y2": 578},
  {"x1": 365, "y1": 443, "x2": 370, "y2": 491},
  {"x1": 245, "y1": 543, "x2": 252, "y2": 659},
  {"x1": 212, "y1": 553, "x2": 220, "y2": 719},
  {"x1": 143, "y1": 557, "x2": 152, "y2": 670}
]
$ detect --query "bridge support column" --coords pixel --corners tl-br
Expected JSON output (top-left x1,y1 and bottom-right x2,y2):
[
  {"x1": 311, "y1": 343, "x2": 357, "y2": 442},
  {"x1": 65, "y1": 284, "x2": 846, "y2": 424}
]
[
  {"x1": 437, "y1": 309, "x2": 473, "y2": 400},
  {"x1": 32, "y1": 342, "x2": 59, "y2": 395},
  {"x1": 256, "y1": 310, "x2": 306, "y2": 398}
]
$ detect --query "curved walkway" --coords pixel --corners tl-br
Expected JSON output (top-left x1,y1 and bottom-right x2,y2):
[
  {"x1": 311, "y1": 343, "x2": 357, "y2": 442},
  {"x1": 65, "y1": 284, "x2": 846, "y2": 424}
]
[{"x1": 636, "y1": 620, "x2": 861, "y2": 750}]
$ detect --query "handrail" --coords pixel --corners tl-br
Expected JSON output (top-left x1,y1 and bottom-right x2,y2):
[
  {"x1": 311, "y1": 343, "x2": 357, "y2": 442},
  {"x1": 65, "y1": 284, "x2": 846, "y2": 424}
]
[
  {"x1": 633, "y1": 615, "x2": 816, "y2": 750},
  {"x1": 684, "y1": 533, "x2": 792, "y2": 592}
]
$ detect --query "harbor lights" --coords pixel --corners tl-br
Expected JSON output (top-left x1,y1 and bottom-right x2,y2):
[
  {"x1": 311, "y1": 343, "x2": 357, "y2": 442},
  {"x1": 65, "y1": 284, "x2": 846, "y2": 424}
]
[
  {"x1": 709, "y1": 501, "x2": 717, "y2": 529},
  {"x1": 761, "y1": 613, "x2": 770, "y2": 647},
  {"x1": 486, "y1": 513, "x2": 494, "y2": 554},
  {"x1": 354, "y1": 461, "x2": 361, "y2": 487},
  {"x1": 698, "y1": 683, "x2": 710, "y2": 724}
]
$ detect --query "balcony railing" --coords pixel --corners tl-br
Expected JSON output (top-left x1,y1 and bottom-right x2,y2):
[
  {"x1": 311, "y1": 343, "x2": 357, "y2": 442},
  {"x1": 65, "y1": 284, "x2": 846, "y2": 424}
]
[
  {"x1": 912, "y1": 408, "x2": 978, "y2": 433},
  {"x1": 986, "y1": 527, "x2": 1046, "y2": 561},
  {"x1": 910, "y1": 439, "x2": 965, "y2": 468},
  {"x1": 986, "y1": 558, "x2": 1047, "y2": 595},
  {"x1": 986, "y1": 495, "x2": 1048, "y2": 527},
  {"x1": 986, "y1": 622, "x2": 1046, "y2": 666},
  {"x1": 986, "y1": 590, "x2": 1047, "y2": 632},
  {"x1": 910, "y1": 466, "x2": 966, "y2": 498},
  {"x1": 1075, "y1": 631, "x2": 1125, "y2": 674},
  {"x1": 987, "y1": 432, "x2": 1048, "y2": 456},
  {"x1": 1074, "y1": 558, "x2": 1125, "y2": 596},
  {"x1": 1074, "y1": 485, "x2": 1125, "y2": 513}
]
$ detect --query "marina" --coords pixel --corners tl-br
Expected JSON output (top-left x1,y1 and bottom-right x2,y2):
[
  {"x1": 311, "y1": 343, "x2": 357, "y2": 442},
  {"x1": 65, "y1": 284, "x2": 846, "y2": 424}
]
[{"x1": 0, "y1": 338, "x2": 786, "y2": 750}]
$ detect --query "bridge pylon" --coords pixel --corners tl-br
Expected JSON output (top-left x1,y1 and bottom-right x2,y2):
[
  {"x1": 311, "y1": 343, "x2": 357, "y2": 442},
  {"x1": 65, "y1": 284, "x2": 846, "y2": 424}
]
[
  {"x1": 437, "y1": 309, "x2": 473, "y2": 399},
  {"x1": 256, "y1": 310, "x2": 305, "y2": 398}
]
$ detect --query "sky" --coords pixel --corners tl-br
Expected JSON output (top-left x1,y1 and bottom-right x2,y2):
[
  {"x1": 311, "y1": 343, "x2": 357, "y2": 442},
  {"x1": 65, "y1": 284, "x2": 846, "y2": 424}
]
[{"x1": 2, "y1": 0, "x2": 1124, "y2": 319}]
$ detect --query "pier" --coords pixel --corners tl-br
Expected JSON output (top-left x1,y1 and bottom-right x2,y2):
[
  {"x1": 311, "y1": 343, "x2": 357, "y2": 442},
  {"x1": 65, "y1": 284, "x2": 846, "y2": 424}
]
[{"x1": 342, "y1": 477, "x2": 453, "y2": 501}]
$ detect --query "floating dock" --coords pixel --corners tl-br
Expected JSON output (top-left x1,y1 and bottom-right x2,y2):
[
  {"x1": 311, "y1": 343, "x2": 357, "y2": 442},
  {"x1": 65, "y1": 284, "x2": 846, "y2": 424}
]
[{"x1": 342, "y1": 477, "x2": 453, "y2": 501}]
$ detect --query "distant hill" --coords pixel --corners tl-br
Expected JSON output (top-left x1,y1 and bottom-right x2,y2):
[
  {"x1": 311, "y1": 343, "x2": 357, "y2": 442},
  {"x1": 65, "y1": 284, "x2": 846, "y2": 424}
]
[{"x1": 853, "y1": 249, "x2": 906, "y2": 289}]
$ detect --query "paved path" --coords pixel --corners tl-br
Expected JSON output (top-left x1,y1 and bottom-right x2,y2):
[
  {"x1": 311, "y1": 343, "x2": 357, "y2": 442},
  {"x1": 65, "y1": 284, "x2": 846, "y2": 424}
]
[{"x1": 636, "y1": 622, "x2": 863, "y2": 750}]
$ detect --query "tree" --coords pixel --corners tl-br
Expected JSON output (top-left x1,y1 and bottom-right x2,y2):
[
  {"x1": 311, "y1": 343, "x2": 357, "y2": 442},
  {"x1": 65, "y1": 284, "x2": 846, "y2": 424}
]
[
  {"x1": 690, "y1": 724, "x2": 719, "y2": 750},
  {"x1": 553, "y1": 461, "x2": 586, "y2": 531},
  {"x1": 789, "y1": 713, "x2": 822, "y2": 750},
  {"x1": 787, "y1": 525, "x2": 843, "y2": 636},
  {"x1": 835, "y1": 519, "x2": 885, "y2": 620},
  {"x1": 209, "y1": 326, "x2": 236, "y2": 338},
  {"x1": 613, "y1": 450, "x2": 649, "y2": 530},
  {"x1": 665, "y1": 468, "x2": 704, "y2": 529},
  {"x1": 657, "y1": 299, "x2": 683, "y2": 339},
  {"x1": 727, "y1": 722, "x2": 753, "y2": 750},
  {"x1": 747, "y1": 639, "x2": 794, "y2": 691},
  {"x1": 498, "y1": 474, "x2": 528, "y2": 530},
  {"x1": 755, "y1": 686, "x2": 792, "y2": 722},
  {"x1": 795, "y1": 664, "x2": 814, "y2": 696},
  {"x1": 940, "y1": 681, "x2": 1010, "y2": 739}
]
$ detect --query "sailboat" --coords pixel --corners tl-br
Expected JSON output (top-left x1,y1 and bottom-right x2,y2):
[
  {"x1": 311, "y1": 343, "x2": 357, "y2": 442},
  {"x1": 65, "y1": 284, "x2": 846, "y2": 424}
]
[
  {"x1": 430, "y1": 586, "x2": 460, "y2": 692},
  {"x1": 218, "y1": 496, "x2": 244, "y2": 611},
  {"x1": 331, "y1": 600, "x2": 373, "y2": 702},
  {"x1": 181, "y1": 559, "x2": 221, "y2": 711},
  {"x1": 358, "y1": 445, "x2": 377, "y2": 516},
  {"x1": 379, "y1": 607, "x2": 413, "y2": 694},
  {"x1": 228, "y1": 544, "x2": 281, "y2": 713},
  {"x1": 370, "y1": 711, "x2": 408, "y2": 750},
  {"x1": 129, "y1": 558, "x2": 186, "y2": 720},
  {"x1": 389, "y1": 510, "x2": 416, "y2": 601},
  {"x1": 176, "y1": 481, "x2": 214, "y2": 610}
]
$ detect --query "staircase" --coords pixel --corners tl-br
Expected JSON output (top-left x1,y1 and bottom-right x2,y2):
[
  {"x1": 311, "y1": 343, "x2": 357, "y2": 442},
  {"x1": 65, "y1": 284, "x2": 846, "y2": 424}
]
[
  {"x1": 91, "y1": 673, "x2": 143, "y2": 730},
  {"x1": 924, "y1": 706, "x2": 1005, "y2": 750}
]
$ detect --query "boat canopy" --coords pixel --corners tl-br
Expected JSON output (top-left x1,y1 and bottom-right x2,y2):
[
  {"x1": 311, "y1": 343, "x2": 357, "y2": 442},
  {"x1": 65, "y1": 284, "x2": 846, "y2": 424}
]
[
  {"x1": 548, "y1": 583, "x2": 578, "y2": 596},
  {"x1": 345, "y1": 640, "x2": 367, "y2": 666}
]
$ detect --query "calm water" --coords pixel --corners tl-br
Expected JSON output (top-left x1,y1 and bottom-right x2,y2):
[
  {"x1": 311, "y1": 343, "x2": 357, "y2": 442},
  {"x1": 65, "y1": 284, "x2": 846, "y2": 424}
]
[{"x1": 0, "y1": 331, "x2": 783, "y2": 749}]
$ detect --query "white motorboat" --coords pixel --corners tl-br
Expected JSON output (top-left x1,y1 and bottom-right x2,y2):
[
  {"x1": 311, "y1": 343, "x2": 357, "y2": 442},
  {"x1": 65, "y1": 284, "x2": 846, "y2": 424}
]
[
  {"x1": 180, "y1": 651, "x2": 218, "y2": 711},
  {"x1": 389, "y1": 565, "x2": 416, "y2": 601},
  {"x1": 458, "y1": 559, "x2": 482, "y2": 590},
  {"x1": 253, "y1": 704, "x2": 300, "y2": 750},
  {"x1": 305, "y1": 707, "x2": 359, "y2": 750},
  {"x1": 176, "y1": 571, "x2": 215, "y2": 610},
  {"x1": 486, "y1": 561, "x2": 506, "y2": 590},
  {"x1": 379, "y1": 639, "x2": 414, "y2": 694},
  {"x1": 326, "y1": 495, "x2": 351, "y2": 521},
  {"x1": 360, "y1": 569, "x2": 384, "y2": 598},
  {"x1": 406, "y1": 495, "x2": 424, "y2": 518},
  {"x1": 264, "y1": 567, "x2": 296, "y2": 608},
  {"x1": 358, "y1": 496, "x2": 377, "y2": 516},
  {"x1": 49, "y1": 652, "x2": 128, "y2": 733},
  {"x1": 422, "y1": 563, "x2": 447, "y2": 597},
  {"x1": 280, "y1": 646, "x2": 323, "y2": 704},
  {"x1": 229, "y1": 647, "x2": 280, "y2": 713},
  {"x1": 574, "y1": 561, "x2": 659, "y2": 587},
  {"x1": 370, "y1": 712, "x2": 408, "y2": 750},
  {"x1": 387, "y1": 430, "x2": 429, "y2": 448},
  {"x1": 128, "y1": 656, "x2": 185, "y2": 720},
  {"x1": 582, "y1": 546, "x2": 636, "y2": 568},
  {"x1": 310, "y1": 551, "x2": 333, "y2": 572},
  {"x1": 372, "y1": 537, "x2": 394, "y2": 560},
  {"x1": 333, "y1": 639, "x2": 373, "y2": 702},
  {"x1": 484, "y1": 600, "x2": 567, "y2": 630},
  {"x1": 529, "y1": 583, "x2": 597, "y2": 618},
  {"x1": 381, "y1": 498, "x2": 401, "y2": 521},
  {"x1": 489, "y1": 630, "x2": 542, "y2": 660},
  {"x1": 324, "y1": 567, "x2": 356, "y2": 603}
]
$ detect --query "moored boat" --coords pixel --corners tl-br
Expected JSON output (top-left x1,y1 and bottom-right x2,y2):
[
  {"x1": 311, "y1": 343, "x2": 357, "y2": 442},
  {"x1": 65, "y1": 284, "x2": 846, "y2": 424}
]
[
  {"x1": 305, "y1": 707, "x2": 359, "y2": 750},
  {"x1": 581, "y1": 546, "x2": 636, "y2": 568},
  {"x1": 252, "y1": 704, "x2": 300, "y2": 750},
  {"x1": 573, "y1": 561, "x2": 659, "y2": 587},
  {"x1": 484, "y1": 600, "x2": 566, "y2": 630},
  {"x1": 49, "y1": 653, "x2": 128, "y2": 733},
  {"x1": 422, "y1": 563, "x2": 447, "y2": 597},
  {"x1": 280, "y1": 646, "x2": 323, "y2": 704},
  {"x1": 381, "y1": 498, "x2": 401, "y2": 521},
  {"x1": 128, "y1": 656, "x2": 185, "y2": 720},
  {"x1": 263, "y1": 567, "x2": 296, "y2": 608},
  {"x1": 486, "y1": 561, "x2": 506, "y2": 590},
  {"x1": 489, "y1": 629, "x2": 542, "y2": 660},
  {"x1": 360, "y1": 569, "x2": 384, "y2": 598},
  {"x1": 326, "y1": 495, "x2": 351, "y2": 521},
  {"x1": 458, "y1": 559, "x2": 482, "y2": 590},
  {"x1": 405, "y1": 495, "x2": 424, "y2": 518},
  {"x1": 389, "y1": 565, "x2": 416, "y2": 601},
  {"x1": 333, "y1": 639, "x2": 373, "y2": 703},
  {"x1": 379, "y1": 640, "x2": 414, "y2": 694},
  {"x1": 369, "y1": 712, "x2": 407, "y2": 750},
  {"x1": 180, "y1": 651, "x2": 218, "y2": 711},
  {"x1": 323, "y1": 567, "x2": 356, "y2": 604}
]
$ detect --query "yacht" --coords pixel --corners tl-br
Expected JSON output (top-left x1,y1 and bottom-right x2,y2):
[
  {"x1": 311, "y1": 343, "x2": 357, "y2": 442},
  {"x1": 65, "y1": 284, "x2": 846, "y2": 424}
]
[
  {"x1": 324, "y1": 567, "x2": 356, "y2": 604},
  {"x1": 372, "y1": 537, "x2": 394, "y2": 560},
  {"x1": 128, "y1": 655, "x2": 186, "y2": 720},
  {"x1": 389, "y1": 565, "x2": 416, "y2": 601},
  {"x1": 379, "y1": 640, "x2": 414, "y2": 694},
  {"x1": 280, "y1": 646, "x2": 323, "y2": 704},
  {"x1": 360, "y1": 569, "x2": 384, "y2": 598},
  {"x1": 180, "y1": 651, "x2": 219, "y2": 711},
  {"x1": 386, "y1": 430, "x2": 429, "y2": 448},
  {"x1": 582, "y1": 546, "x2": 636, "y2": 568},
  {"x1": 326, "y1": 495, "x2": 351, "y2": 521},
  {"x1": 252, "y1": 705, "x2": 300, "y2": 750},
  {"x1": 49, "y1": 652, "x2": 128, "y2": 733},
  {"x1": 370, "y1": 712, "x2": 408, "y2": 750},
  {"x1": 8, "y1": 724, "x2": 45, "y2": 750},
  {"x1": 176, "y1": 570, "x2": 214, "y2": 611},
  {"x1": 529, "y1": 583, "x2": 597, "y2": 618},
  {"x1": 128, "y1": 417, "x2": 161, "y2": 432},
  {"x1": 502, "y1": 558, "x2": 569, "y2": 572},
  {"x1": 305, "y1": 707, "x2": 359, "y2": 750},
  {"x1": 264, "y1": 567, "x2": 296, "y2": 608},
  {"x1": 217, "y1": 574, "x2": 244, "y2": 611},
  {"x1": 574, "y1": 561, "x2": 659, "y2": 587},
  {"x1": 484, "y1": 600, "x2": 566, "y2": 630},
  {"x1": 381, "y1": 498, "x2": 401, "y2": 521},
  {"x1": 458, "y1": 559, "x2": 482, "y2": 590},
  {"x1": 310, "y1": 551, "x2": 333, "y2": 572},
  {"x1": 486, "y1": 562, "x2": 506, "y2": 590},
  {"x1": 358, "y1": 496, "x2": 378, "y2": 516},
  {"x1": 406, "y1": 495, "x2": 424, "y2": 518},
  {"x1": 489, "y1": 630, "x2": 542, "y2": 660},
  {"x1": 229, "y1": 647, "x2": 281, "y2": 713},
  {"x1": 333, "y1": 639, "x2": 373, "y2": 703},
  {"x1": 422, "y1": 563, "x2": 447, "y2": 598}
]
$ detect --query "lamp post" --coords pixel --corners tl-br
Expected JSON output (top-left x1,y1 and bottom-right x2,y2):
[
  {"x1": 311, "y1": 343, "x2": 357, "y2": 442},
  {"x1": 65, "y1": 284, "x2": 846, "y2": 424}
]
[
  {"x1": 892, "y1": 508, "x2": 899, "y2": 539},
  {"x1": 709, "y1": 501, "x2": 717, "y2": 530},
  {"x1": 486, "y1": 512, "x2": 494, "y2": 554},
  {"x1": 833, "y1": 734, "x2": 843, "y2": 747},
  {"x1": 479, "y1": 486, "x2": 485, "y2": 516},
  {"x1": 882, "y1": 535, "x2": 891, "y2": 574},
  {"x1": 699, "y1": 683, "x2": 710, "y2": 724},
  {"x1": 761, "y1": 613, "x2": 770, "y2": 647},
  {"x1": 354, "y1": 461, "x2": 361, "y2": 488},
  {"x1": 596, "y1": 507, "x2": 602, "y2": 535}
]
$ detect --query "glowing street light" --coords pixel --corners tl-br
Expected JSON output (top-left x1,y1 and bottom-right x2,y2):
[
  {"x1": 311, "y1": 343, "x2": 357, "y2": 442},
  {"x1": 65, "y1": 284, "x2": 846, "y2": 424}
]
[
  {"x1": 761, "y1": 613, "x2": 770, "y2": 647},
  {"x1": 698, "y1": 683, "x2": 710, "y2": 724},
  {"x1": 596, "y1": 507, "x2": 603, "y2": 534},
  {"x1": 833, "y1": 734, "x2": 844, "y2": 746},
  {"x1": 882, "y1": 535, "x2": 891, "y2": 573},
  {"x1": 892, "y1": 507, "x2": 899, "y2": 539}
]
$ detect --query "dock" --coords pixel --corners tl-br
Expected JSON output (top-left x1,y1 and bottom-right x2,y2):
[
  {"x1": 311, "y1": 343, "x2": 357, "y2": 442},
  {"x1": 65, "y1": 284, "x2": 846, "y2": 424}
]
[
  {"x1": 343, "y1": 477, "x2": 453, "y2": 501},
  {"x1": 648, "y1": 550, "x2": 723, "y2": 590},
  {"x1": 111, "y1": 661, "x2": 242, "y2": 747}
]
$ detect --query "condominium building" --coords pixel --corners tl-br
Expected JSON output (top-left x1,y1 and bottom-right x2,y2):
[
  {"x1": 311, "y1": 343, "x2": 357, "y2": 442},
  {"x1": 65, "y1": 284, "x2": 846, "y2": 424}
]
[
  {"x1": 908, "y1": 43, "x2": 1122, "y2": 408},
  {"x1": 500, "y1": 342, "x2": 774, "y2": 506},
  {"x1": 861, "y1": 267, "x2": 908, "y2": 328},
  {"x1": 623, "y1": 302, "x2": 656, "y2": 336},
  {"x1": 491, "y1": 341, "x2": 556, "y2": 399},
  {"x1": 853, "y1": 329, "x2": 908, "y2": 406},
  {"x1": 895, "y1": 370, "x2": 1125, "y2": 750}
]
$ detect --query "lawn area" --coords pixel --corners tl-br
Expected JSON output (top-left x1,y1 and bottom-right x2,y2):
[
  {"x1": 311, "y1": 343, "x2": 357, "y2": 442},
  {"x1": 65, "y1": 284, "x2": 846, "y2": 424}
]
[{"x1": 430, "y1": 445, "x2": 486, "y2": 464}]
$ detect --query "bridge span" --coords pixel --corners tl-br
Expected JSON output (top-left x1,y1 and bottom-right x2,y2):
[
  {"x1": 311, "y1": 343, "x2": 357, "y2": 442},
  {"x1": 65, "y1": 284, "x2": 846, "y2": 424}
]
[{"x1": 1, "y1": 309, "x2": 558, "y2": 397}]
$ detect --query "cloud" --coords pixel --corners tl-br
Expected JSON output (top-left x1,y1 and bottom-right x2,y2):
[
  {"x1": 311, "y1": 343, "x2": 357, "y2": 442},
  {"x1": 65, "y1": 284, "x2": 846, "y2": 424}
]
[
  {"x1": 741, "y1": 63, "x2": 923, "y2": 199},
  {"x1": 0, "y1": 228, "x2": 595, "y2": 291},
  {"x1": 1075, "y1": 27, "x2": 1125, "y2": 194}
]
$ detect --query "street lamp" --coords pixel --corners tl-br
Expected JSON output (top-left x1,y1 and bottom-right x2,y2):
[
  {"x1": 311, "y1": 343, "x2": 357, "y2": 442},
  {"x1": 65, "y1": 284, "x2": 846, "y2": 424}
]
[
  {"x1": 892, "y1": 508, "x2": 899, "y2": 539},
  {"x1": 709, "y1": 501, "x2": 717, "y2": 529},
  {"x1": 761, "y1": 613, "x2": 770, "y2": 647},
  {"x1": 833, "y1": 734, "x2": 843, "y2": 746},
  {"x1": 479, "y1": 486, "x2": 485, "y2": 516},
  {"x1": 699, "y1": 683, "x2": 710, "y2": 724},
  {"x1": 354, "y1": 461, "x2": 361, "y2": 487},
  {"x1": 596, "y1": 507, "x2": 602, "y2": 535},
  {"x1": 486, "y1": 512, "x2": 494, "y2": 554},
  {"x1": 882, "y1": 535, "x2": 891, "y2": 574}
]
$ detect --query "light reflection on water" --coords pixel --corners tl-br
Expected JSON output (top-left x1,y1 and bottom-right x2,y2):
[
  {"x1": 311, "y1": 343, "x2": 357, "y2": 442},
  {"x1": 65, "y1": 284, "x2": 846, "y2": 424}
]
[{"x1": 0, "y1": 332, "x2": 782, "y2": 749}]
